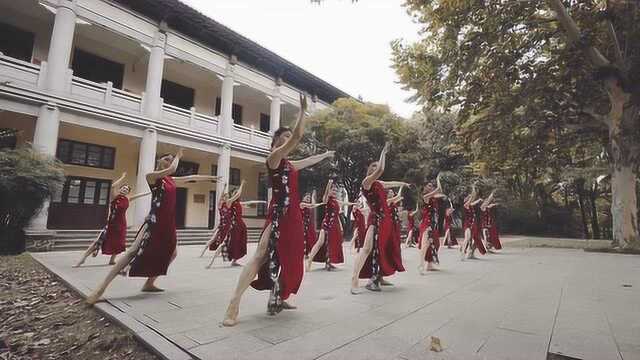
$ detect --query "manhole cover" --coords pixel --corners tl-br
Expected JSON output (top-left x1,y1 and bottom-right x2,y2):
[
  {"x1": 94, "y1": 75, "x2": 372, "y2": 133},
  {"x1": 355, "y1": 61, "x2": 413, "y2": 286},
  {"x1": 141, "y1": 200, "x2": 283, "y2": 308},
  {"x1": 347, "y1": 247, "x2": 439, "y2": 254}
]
[
  {"x1": 622, "y1": 284, "x2": 632, "y2": 288},
  {"x1": 547, "y1": 352, "x2": 582, "y2": 360}
]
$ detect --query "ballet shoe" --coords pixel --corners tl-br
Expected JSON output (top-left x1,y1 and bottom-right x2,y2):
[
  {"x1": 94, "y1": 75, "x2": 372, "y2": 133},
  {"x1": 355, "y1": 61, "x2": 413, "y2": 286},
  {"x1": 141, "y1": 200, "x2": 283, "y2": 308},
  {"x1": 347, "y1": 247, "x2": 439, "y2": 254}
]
[
  {"x1": 141, "y1": 285, "x2": 165, "y2": 292},
  {"x1": 222, "y1": 303, "x2": 239, "y2": 327},
  {"x1": 365, "y1": 282, "x2": 381, "y2": 292},
  {"x1": 282, "y1": 301, "x2": 297, "y2": 310}
]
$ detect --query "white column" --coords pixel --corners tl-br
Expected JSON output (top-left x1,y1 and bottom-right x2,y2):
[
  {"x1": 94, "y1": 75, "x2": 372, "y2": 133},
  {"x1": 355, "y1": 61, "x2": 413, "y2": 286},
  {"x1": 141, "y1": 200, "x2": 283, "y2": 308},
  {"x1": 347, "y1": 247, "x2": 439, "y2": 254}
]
[
  {"x1": 134, "y1": 128, "x2": 158, "y2": 225},
  {"x1": 44, "y1": 0, "x2": 77, "y2": 93},
  {"x1": 214, "y1": 144, "x2": 231, "y2": 226},
  {"x1": 29, "y1": 104, "x2": 62, "y2": 230},
  {"x1": 219, "y1": 61, "x2": 235, "y2": 138},
  {"x1": 270, "y1": 84, "x2": 282, "y2": 133},
  {"x1": 143, "y1": 31, "x2": 166, "y2": 119}
]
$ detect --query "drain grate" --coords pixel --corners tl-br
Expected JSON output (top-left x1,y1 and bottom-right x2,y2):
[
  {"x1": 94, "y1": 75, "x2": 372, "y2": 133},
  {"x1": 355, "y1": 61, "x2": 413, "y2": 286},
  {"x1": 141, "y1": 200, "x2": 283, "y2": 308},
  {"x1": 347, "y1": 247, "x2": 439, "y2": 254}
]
[{"x1": 547, "y1": 352, "x2": 582, "y2": 360}]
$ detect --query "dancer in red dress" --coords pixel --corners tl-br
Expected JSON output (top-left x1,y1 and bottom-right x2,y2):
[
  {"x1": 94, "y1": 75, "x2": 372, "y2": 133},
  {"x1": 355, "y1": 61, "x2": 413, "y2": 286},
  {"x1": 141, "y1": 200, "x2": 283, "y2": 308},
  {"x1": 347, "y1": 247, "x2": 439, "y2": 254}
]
[
  {"x1": 351, "y1": 143, "x2": 408, "y2": 294},
  {"x1": 87, "y1": 149, "x2": 219, "y2": 304},
  {"x1": 442, "y1": 206, "x2": 458, "y2": 248},
  {"x1": 207, "y1": 184, "x2": 267, "y2": 267},
  {"x1": 74, "y1": 172, "x2": 149, "y2": 267},
  {"x1": 461, "y1": 187, "x2": 486, "y2": 260},
  {"x1": 350, "y1": 201, "x2": 367, "y2": 253},
  {"x1": 306, "y1": 180, "x2": 353, "y2": 271},
  {"x1": 418, "y1": 181, "x2": 446, "y2": 274},
  {"x1": 387, "y1": 187, "x2": 405, "y2": 276},
  {"x1": 222, "y1": 95, "x2": 335, "y2": 326},
  {"x1": 480, "y1": 191, "x2": 502, "y2": 251},
  {"x1": 200, "y1": 183, "x2": 233, "y2": 258},
  {"x1": 300, "y1": 193, "x2": 324, "y2": 258},
  {"x1": 404, "y1": 206, "x2": 420, "y2": 248}
]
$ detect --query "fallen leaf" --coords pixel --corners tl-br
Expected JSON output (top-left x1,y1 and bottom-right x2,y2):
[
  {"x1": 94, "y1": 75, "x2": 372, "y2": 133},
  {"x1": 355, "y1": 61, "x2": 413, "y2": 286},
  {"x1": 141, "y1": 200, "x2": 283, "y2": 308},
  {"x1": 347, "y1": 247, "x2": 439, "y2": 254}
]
[{"x1": 429, "y1": 336, "x2": 443, "y2": 352}]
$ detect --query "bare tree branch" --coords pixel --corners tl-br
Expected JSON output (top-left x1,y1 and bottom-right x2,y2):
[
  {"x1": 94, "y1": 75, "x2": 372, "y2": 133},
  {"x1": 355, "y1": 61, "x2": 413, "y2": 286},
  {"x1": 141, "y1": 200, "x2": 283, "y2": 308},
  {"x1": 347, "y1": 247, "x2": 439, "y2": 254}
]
[
  {"x1": 546, "y1": 0, "x2": 610, "y2": 68},
  {"x1": 606, "y1": 20, "x2": 624, "y2": 66}
]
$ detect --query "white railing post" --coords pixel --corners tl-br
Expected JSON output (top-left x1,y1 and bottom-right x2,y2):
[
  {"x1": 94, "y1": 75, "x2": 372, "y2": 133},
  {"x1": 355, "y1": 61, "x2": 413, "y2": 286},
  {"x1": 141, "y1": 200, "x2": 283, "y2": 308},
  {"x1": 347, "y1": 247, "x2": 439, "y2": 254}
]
[
  {"x1": 189, "y1": 106, "x2": 196, "y2": 126},
  {"x1": 250, "y1": 125, "x2": 255, "y2": 144},
  {"x1": 104, "y1": 81, "x2": 113, "y2": 105},
  {"x1": 37, "y1": 61, "x2": 48, "y2": 89},
  {"x1": 140, "y1": 91, "x2": 146, "y2": 113}
]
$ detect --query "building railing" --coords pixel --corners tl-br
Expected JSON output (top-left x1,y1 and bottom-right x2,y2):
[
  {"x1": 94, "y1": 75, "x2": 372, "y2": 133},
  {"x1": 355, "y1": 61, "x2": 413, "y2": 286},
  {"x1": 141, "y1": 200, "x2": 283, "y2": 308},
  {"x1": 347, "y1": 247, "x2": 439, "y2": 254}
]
[{"x1": 0, "y1": 53, "x2": 271, "y2": 150}]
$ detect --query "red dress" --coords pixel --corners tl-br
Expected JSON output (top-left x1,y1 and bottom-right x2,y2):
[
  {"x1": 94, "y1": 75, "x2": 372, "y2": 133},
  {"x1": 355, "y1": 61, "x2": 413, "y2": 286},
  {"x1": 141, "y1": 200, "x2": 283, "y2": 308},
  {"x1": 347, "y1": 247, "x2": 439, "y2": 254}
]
[
  {"x1": 419, "y1": 197, "x2": 441, "y2": 262},
  {"x1": 129, "y1": 176, "x2": 177, "y2": 277},
  {"x1": 359, "y1": 181, "x2": 405, "y2": 280},
  {"x1": 311, "y1": 197, "x2": 344, "y2": 264},
  {"x1": 100, "y1": 195, "x2": 128, "y2": 255},
  {"x1": 389, "y1": 203, "x2": 404, "y2": 264},
  {"x1": 407, "y1": 213, "x2": 418, "y2": 244},
  {"x1": 209, "y1": 203, "x2": 232, "y2": 250},
  {"x1": 482, "y1": 207, "x2": 502, "y2": 250},
  {"x1": 353, "y1": 208, "x2": 366, "y2": 249},
  {"x1": 463, "y1": 204, "x2": 486, "y2": 254},
  {"x1": 443, "y1": 213, "x2": 458, "y2": 246},
  {"x1": 251, "y1": 159, "x2": 304, "y2": 313},
  {"x1": 227, "y1": 200, "x2": 248, "y2": 260}
]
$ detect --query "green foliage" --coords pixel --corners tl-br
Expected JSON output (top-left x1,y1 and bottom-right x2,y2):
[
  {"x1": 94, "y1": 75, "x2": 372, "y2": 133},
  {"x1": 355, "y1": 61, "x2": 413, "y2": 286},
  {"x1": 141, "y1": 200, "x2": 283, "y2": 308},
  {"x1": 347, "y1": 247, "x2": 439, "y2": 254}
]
[{"x1": 0, "y1": 146, "x2": 65, "y2": 254}]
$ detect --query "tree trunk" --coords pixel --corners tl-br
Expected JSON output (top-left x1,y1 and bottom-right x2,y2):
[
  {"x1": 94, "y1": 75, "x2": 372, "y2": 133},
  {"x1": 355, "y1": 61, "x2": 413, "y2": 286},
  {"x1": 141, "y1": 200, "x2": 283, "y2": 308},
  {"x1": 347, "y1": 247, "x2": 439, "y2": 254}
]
[
  {"x1": 589, "y1": 182, "x2": 601, "y2": 239},
  {"x1": 576, "y1": 179, "x2": 590, "y2": 239},
  {"x1": 610, "y1": 166, "x2": 638, "y2": 248}
]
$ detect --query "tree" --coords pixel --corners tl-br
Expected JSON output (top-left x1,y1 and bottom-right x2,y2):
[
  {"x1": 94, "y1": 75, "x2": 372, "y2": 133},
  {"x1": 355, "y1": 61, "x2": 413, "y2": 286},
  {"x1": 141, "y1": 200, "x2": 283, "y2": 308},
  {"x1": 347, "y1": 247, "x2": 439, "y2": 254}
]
[
  {"x1": 0, "y1": 146, "x2": 65, "y2": 254},
  {"x1": 392, "y1": 0, "x2": 639, "y2": 248}
]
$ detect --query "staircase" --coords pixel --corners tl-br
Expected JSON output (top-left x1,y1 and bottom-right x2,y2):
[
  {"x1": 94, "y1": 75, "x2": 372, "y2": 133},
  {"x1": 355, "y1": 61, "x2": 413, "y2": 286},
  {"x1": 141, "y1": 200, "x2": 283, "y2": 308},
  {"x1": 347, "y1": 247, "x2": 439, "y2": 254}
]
[{"x1": 32, "y1": 227, "x2": 263, "y2": 252}]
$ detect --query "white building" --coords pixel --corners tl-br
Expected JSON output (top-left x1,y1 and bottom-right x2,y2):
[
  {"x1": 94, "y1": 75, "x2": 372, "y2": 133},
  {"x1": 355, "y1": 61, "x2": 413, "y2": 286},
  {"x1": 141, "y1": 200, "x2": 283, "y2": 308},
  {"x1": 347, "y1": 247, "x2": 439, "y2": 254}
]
[{"x1": 0, "y1": 0, "x2": 347, "y2": 234}]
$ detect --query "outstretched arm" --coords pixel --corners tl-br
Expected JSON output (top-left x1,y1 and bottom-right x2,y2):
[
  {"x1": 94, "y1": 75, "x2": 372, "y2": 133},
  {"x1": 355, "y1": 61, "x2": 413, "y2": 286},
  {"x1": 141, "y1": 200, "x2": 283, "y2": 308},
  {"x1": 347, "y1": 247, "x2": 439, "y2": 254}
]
[
  {"x1": 380, "y1": 181, "x2": 410, "y2": 189},
  {"x1": 300, "y1": 202, "x2": 325, "y2": 209},
  {"x1": 173, "y1": 175, "x2": 219, "y2": 186},
  {"x1": 267, "y1": 94, "x2": 308, "y2": 169},
  {"x1": 147, "y1": 149, "x2": 182, "y2": 185},
  {"x1": 229, "y1": 180, "x2": 246, "y2": 203},
  {"x1": 240, "y1": 200, "x2": 267, "y2": 206},
  {"x1": 363, "y1": 142, "x2": 389, "y2": 190},
  {"x1": 290, "y1": 150, "x2": 335, "y2": 171},
  {"x1": 129, "y1": 191, "x2": 151, "y2": 202}
]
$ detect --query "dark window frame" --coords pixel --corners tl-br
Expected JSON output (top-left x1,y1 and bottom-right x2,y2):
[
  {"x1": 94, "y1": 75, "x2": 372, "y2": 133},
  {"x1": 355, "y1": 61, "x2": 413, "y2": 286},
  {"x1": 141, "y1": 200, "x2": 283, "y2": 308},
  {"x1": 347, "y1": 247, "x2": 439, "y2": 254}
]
[
  {"x1": 230, "y1": 168, "x2": 241, "y2": 186},
  {"x1": 161, "y1": 79, "x2": 195, "y2": 110},
  {"x1": 259, "y1": 113, "x2": 270, "y2": 133},
  {"x1": 174, "y1": 160, "x2": 200, "y2": 177},
  {"x1": 0, "y1": 22, "x2": 35, "y2": 62},
  {"x1": 56, "y1": 139, "x2": 116, "y2": 169},
  {"x1": 257, "y1": 172, "x2": 268, "y2": 217},
  {"x1": 215, "y1": 97, "x2": 243, "y2": 125},
  {"x1": 55, "y1": 176, "x2": 111, "y2": 206},
  {"x1": 71, "y1": 48, "x2": 125, "y2": 89}
]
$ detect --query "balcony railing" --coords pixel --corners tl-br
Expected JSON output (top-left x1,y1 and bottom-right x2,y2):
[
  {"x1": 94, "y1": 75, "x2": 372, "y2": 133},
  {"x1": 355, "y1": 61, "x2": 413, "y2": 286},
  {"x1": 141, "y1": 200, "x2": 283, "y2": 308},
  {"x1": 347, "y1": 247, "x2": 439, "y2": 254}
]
[{"x1": 0, "y1": 53, "x2": 271, "y2": 150}]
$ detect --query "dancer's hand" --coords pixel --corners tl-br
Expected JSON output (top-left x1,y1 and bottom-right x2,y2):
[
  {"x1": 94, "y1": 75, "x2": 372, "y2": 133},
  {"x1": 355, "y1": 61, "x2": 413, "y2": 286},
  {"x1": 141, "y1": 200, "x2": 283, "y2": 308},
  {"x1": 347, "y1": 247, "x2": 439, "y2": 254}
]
[
  {"x1": 325, "y1": 150, "x2": 335, "y2": 159},
  {"x1": 176, "y1": 148, "x2": 184, "y2": 159}
]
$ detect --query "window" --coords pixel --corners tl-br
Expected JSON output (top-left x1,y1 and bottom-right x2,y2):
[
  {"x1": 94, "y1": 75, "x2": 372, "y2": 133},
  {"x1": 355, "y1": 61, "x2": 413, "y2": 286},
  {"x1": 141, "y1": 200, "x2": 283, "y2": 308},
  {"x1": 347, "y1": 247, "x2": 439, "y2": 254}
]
[
  {"x1": 211, "y1": 165, "x2": 218, "y2": 176},
  {"x1": 174, "y1": 160, "x2": 200, "y2": 177},
  {"x1": 215, "y1": 97, "x2": 243, "y2": 124},
  {"x1": 56, "y1": 139, "x2": 116, "y2": 169},
  {"x1": 257, "y1": 172, "x2": 268, "y2": 217},
  {"x1": 72, "y1": 49, "x2": 124, "y2": 89},
  {"x1": 260, "y1": 113, "x2": 270, "y2": 133},
  {"x1": 0, "y1": 22, "x2": 34, "y2": 62},
  {"x1": 0, "y1": 128, "x2": 18, "y2": 149},
  {"x1": 54, "y1": 177, "x2": 111, "y2": 205},
  {"x1": 161, "y1": 79, "x2": 195, "y2": 109},
  {"x1": 230, "y1": 168, "x2": 241, "y2": 186}
]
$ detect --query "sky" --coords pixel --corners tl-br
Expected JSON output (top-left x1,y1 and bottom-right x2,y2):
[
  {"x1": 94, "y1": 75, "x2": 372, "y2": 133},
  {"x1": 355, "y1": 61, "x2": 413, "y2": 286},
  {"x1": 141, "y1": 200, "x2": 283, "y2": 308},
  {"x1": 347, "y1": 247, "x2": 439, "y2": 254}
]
[{"x1": 180, "y1": 0, "x2": 422, "y2": 118}]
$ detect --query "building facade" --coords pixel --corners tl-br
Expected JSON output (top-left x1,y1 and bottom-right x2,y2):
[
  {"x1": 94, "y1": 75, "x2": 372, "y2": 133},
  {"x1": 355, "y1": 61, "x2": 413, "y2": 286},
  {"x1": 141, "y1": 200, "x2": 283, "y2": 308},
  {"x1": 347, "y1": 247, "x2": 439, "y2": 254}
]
[{"x1": 0, "y1": 0, "x2": 347, "y2": 232}]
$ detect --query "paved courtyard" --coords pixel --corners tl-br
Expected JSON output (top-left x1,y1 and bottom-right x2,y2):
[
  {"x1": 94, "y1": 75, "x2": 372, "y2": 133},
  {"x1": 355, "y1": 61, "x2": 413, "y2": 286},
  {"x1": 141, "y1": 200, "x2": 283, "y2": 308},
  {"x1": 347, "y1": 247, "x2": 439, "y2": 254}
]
[{"x1": 33, "y1": 241, "x2": 639, "y2": 360}]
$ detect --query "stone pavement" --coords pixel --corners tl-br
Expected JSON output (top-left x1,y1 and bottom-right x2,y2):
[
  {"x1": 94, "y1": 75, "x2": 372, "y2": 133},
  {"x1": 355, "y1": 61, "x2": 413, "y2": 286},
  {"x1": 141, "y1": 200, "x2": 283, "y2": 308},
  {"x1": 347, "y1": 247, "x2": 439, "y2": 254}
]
[{"x1": 32, "y1": 241, "x2": 639, "y2": 360}]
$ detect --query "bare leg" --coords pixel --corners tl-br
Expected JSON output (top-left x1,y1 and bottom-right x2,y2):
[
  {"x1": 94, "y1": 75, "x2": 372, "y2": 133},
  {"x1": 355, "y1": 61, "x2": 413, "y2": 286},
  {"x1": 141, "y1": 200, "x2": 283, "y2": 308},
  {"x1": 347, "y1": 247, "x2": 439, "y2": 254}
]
[
  {"x1": 86, "y1": 227, "x2": 146, "y2": 304},
  {"x1": 73, "y1": 241, "x2": 99, "y2": 268},
  {"x1": 461, "y1": 228, "x2": 471, "y2": 260},
  {"x1": 200, "y1": 229, "x2": 219, "y2": 257},
  {"x1": 306, "y1": 230, "x2": 326, "y2": 272},
  {"x1": 444, "y1": 229, "x2": 452, "y2": 248},
  {"x1": 350, "y1": 231, "x2": 358, "y2": 254},
  {"x1": 418, "y1": 230, "x2": 429, "y2": 274},
  {"x1": 207, "y1": 244, "x2": 224, "y2": 268},
  {"x1": 405, "y1": 230, "x2": 413, "y2": 248},
  {"x1": 222, "y1": 227, "x2": 270, "y2": 327},
  {"x1": 108, "y1": 254, "x2": 117, "y2": 265},
  {"x1": 351, "y1": 226, "x2": 374, "y2": 293}
]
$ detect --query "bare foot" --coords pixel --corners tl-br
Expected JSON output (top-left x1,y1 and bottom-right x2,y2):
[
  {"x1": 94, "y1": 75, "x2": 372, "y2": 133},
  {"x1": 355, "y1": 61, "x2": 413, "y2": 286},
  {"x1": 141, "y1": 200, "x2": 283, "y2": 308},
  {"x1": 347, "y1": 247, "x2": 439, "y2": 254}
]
[
  {"x1": 141, "y1": 285, "x2": 165, "y2": 292},
  {"x1": 86, "y1": 292, "x2": 101, "y2": 305},
  {"x1": 350, "y1": 287, "x2": 362, "y2": 295},
  {"x1": 282, "y1": 301, "x2": 297, "y2": 310},
  {"x1": 72, "y1": 262, "x2": 83, "y2": 268},
  {"x1": 380, "y1": 279, "x2": 393, "y2": 286},
  {"x1": 222, "y1": 302, "x2": 239, "y2": 327},
  {"x1": 305, "y1": 259, "x2": 312, "y2": 272},
  {"x1": 108, "y1": 261, "x2": 116, "y2": 265},
  {"x1": 230, "y1": 262, "x2": 242, "y2": 267}
]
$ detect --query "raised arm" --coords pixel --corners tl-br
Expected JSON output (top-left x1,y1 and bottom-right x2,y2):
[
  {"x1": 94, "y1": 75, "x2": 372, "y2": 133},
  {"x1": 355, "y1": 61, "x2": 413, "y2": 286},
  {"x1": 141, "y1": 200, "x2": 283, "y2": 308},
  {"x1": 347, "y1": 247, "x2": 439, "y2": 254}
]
[
  {"x1": 129, "y1": 191, "x2": 151, "y2": 202},
  {"x1": 228, "y1": 180, "x2": 246, "y2": 203},
  {"x1": 147, "y1": 149, "x2": 182, "y2": 185},
  {"x1": 481, "y1": 190, "x2": 496, "y2": 210},
  {"x1": 380, "y1": 181, "x2": 410, "y2": 189},
  {"x1": 300, "y1": 202, "x2": 325, "y2": 209},
  {"x1": 110, "y1": 172, "x2": 127, "y2": 201},
  {"x1": 267, "y1": 94, "x2": 308, "y2": 169},
  {"x1": 362, "y1": 142, "x2": 389, "y2": 190},
  {"x1": 240, "y1": 200, "x2": 267, "y2": 207},
  {"x1": 218, "y1": 183, "x2": 228, "y2": 208},
  {"x1": 322, "y1": 180, "x2": 334, "y2": 203},
  {"x1": 290, "y1": 150, "x2": 335, "y2": 171},
  {"x1": 387, "y1": 186, "x2": 404, "y2": 205}
]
